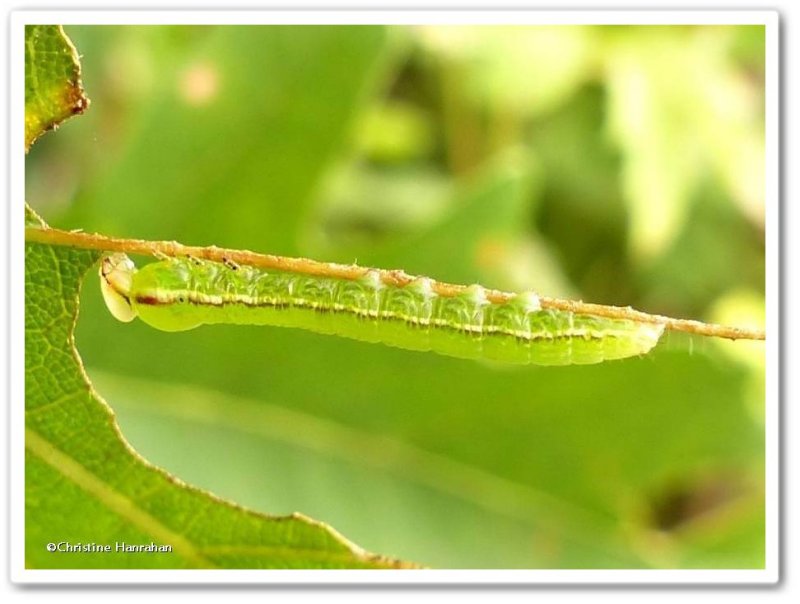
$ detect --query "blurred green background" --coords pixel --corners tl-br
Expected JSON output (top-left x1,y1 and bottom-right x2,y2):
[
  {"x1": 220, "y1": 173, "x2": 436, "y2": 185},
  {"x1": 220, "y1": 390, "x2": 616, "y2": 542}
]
[{"x1": 26, "y1": 24, "x2": 766, "y2": 569}]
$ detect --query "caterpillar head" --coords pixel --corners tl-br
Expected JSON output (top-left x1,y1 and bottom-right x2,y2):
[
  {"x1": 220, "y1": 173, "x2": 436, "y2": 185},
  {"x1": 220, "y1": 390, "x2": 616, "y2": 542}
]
[{"x1": 99, "y1": 253, "x2": 138, "y2": 323}]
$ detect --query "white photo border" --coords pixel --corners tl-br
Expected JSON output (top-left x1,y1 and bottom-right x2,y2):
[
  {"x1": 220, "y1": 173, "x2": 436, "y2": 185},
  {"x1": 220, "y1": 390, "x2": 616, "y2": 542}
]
[{"x1": 9, "y1": 9, "x2": 780, "y2": 585}]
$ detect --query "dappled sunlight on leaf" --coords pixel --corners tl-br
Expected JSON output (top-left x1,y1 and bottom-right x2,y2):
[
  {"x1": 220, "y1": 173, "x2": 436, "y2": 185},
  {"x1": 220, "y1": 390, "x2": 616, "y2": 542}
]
[
  {"x1": 415, "y1": 25, "x2": 595, "y2": 116},
  {"x1": 604, "y1": 26, "x2": 765, "y2": 261}
]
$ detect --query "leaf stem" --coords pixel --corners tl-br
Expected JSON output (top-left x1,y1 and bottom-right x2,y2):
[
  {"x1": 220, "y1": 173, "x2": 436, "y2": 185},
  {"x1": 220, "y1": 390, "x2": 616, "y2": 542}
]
[{"x1": 25, "y1": 225, "x2": 766, "y2": 341}]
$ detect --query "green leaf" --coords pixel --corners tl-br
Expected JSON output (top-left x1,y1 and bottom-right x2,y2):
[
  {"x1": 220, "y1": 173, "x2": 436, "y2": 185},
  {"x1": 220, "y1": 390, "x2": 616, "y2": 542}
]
[
  {"x1": 25, "y1": 25, "x2": 89, "y2": 151},
  {"x1": 25, "y1": 208, "x2": 412, "y2": 569}
]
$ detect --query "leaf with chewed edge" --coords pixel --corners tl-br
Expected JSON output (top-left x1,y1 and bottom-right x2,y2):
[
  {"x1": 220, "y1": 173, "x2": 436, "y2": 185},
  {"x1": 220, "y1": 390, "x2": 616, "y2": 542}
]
[
  {"x1": 25, "y1": 206, "x2": 414, "y2": 569},
  {"x1": 25, "y1": 25, "x2": 89, "y2": 151}
]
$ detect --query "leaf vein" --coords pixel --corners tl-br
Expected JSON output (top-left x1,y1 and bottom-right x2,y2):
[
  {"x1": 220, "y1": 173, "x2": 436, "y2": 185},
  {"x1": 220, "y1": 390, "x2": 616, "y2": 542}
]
[{"x1": 25, "y1": 427, "x2": 216, "y2": 569}]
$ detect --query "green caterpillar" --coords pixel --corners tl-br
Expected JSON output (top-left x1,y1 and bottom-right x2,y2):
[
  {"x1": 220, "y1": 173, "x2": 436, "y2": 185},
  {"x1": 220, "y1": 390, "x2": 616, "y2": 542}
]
[{"x1": 100, "y1": 253, "x2": 663, "y2": 365}]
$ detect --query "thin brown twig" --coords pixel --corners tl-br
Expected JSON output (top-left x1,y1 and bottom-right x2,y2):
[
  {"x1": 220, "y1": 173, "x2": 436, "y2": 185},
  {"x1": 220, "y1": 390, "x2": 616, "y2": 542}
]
[{"x1": 25, "y1": 225, "x2": 766, "y2": 342}]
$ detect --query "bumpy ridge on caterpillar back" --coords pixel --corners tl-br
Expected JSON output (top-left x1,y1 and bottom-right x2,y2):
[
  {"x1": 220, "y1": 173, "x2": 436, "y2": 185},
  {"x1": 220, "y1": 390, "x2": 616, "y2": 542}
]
[{"x1": 107, "y1": 256, "x2": 664, "y2": 365}]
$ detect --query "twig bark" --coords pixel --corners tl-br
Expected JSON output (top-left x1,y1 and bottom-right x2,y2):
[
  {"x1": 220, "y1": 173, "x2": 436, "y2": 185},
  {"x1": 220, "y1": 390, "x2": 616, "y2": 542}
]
[{"x1": 25, "y1": 225, "x2": 766, "y2": 341}]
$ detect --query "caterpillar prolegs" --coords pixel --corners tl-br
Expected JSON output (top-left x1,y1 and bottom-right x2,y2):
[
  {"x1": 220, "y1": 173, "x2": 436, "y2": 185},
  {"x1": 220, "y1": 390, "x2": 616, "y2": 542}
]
[{"x1": 100, "y1": 253, "x2": 664, "y2": 366}]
